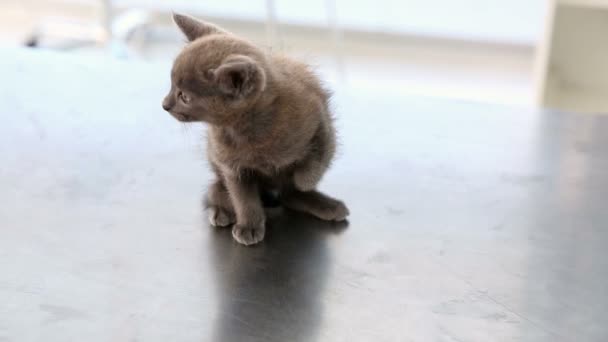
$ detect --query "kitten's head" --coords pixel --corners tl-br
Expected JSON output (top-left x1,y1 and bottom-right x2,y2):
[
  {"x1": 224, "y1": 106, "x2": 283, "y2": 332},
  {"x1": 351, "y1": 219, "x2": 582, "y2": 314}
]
[{"x1": 162, "y1": 14, "x2": 267, "y2": 125}]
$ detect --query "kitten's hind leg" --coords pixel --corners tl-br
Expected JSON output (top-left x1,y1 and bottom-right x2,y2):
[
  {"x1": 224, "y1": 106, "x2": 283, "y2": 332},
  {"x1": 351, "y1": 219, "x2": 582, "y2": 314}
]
[
  {"x1": 205, "y1": 179, "x2": 236, "y2": 227},
  {"x1": 281, "y1": 188, "x2": 349, "y2": 222},
  {"x1": 292, "y1": 123, "x2": 335, "y2": 192}
]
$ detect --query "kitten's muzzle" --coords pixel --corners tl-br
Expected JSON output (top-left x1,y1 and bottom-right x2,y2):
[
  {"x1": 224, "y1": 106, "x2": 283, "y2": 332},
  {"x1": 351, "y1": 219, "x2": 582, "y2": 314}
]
[{"x1": 162, "y1": 98, "x2": 172, "y2": 111}]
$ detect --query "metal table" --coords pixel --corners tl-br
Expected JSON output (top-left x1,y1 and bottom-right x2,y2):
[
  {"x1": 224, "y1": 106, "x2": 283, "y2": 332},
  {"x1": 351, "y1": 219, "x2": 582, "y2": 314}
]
[{"x1": 1, "y1": 48, "x2": 607, "y2": 342}]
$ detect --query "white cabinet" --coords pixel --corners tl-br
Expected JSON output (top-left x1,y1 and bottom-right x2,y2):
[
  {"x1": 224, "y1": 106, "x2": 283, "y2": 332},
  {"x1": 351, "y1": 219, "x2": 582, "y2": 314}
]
[{"x1": 536, "y1": 0, "x2": 608, "y2": 113}]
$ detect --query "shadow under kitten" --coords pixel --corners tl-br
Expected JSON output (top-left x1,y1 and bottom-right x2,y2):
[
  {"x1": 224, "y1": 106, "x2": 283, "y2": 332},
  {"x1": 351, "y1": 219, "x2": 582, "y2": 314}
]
[{"x1": 206, "y1": 208, "x2": 348, "y2": 342}]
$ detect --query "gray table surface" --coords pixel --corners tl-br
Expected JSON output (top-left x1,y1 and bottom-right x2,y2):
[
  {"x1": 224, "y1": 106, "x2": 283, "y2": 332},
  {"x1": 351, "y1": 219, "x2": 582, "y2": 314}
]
[{"x1": 1, "y1": 48, "x2": 607, "y2": 342}]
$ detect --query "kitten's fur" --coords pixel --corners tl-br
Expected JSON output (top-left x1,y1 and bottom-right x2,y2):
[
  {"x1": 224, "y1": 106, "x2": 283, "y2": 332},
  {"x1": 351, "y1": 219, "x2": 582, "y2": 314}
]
[{"x1": 163, "y1": 13, "x2": 349, "y2": 245}]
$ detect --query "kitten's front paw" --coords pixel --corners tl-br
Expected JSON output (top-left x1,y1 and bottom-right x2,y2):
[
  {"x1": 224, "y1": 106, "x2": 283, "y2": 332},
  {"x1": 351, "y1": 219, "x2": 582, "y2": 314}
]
[
  {"x1": 208, "y1": 206, "x2": 235, "y2": 227},
  {"x1": 232, "y1": 224, "x2": 265, "y2": 246}
]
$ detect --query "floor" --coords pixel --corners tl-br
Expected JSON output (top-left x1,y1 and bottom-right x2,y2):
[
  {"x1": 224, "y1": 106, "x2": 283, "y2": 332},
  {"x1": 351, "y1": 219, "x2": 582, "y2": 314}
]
[{"x1": 1, "y1": 47, "x2": 607, "y2": 342}]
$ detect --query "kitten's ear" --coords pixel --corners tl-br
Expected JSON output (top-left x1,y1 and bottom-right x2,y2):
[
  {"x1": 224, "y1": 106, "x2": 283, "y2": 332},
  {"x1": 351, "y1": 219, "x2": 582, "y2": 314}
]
[
  {"x1": 211, "y1": 55, "x2": 266, "y2": 99},
  {"x1": 172, "y1": 13, "x2": 225, "y2": 41}
]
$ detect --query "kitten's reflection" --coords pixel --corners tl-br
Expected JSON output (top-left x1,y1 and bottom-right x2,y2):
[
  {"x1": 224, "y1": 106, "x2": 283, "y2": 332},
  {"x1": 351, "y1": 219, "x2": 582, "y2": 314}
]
[{"x1": 207, "y1": 208, "x2": 348, "y2": 342}]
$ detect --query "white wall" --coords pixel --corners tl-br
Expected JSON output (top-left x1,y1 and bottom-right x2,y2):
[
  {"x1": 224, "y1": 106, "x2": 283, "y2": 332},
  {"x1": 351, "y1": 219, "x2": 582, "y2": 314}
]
[
  {"x1": 278, "y1": 0, "x2": 548, "y2": 45},
  {"x1": 118, "y1": 0, "x2": 548, "y2": 45}
]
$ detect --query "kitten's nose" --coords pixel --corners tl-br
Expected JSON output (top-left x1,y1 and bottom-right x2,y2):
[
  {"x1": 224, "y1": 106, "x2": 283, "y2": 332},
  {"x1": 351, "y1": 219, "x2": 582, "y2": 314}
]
[{"x1": 162, "y1": 97, "x2": 172, "y2": 111}]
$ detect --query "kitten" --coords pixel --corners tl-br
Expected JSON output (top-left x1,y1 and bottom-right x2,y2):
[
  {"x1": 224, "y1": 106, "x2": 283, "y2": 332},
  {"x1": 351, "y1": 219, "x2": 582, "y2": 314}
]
[{"x1": 162, "y1": 13, "x2": 349, "y2": 245}]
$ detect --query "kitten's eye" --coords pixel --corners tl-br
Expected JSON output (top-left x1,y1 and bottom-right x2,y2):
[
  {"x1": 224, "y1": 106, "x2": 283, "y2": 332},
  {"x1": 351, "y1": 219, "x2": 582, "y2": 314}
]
[{"x1": 178, "y1": 91, "x2": 191, "y2": 104}]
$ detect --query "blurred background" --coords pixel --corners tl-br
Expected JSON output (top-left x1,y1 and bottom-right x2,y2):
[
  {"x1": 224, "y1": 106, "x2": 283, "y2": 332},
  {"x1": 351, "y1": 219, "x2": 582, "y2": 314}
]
[
  {"x1": 0, "y1": 0, "x2": 551, "y2": 107},
  {"x1": 4, "y1": 0, "x2": 603, "y2": 111}
]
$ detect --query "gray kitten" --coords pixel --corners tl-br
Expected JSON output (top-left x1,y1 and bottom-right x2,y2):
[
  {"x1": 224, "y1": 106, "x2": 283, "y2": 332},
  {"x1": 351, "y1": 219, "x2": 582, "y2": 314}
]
[{"x1": 162, "y1": 13, "x2": 349, "y2": 245}]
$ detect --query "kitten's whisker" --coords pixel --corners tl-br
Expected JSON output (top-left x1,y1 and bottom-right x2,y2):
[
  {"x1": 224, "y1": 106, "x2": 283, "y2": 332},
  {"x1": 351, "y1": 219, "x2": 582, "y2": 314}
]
[
  {"x1": 180, "y1": 122, "x2": 198, "y2": 146},
  {"x1": 180, "y1": 122, "x2": 192, "y2": 137}
]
